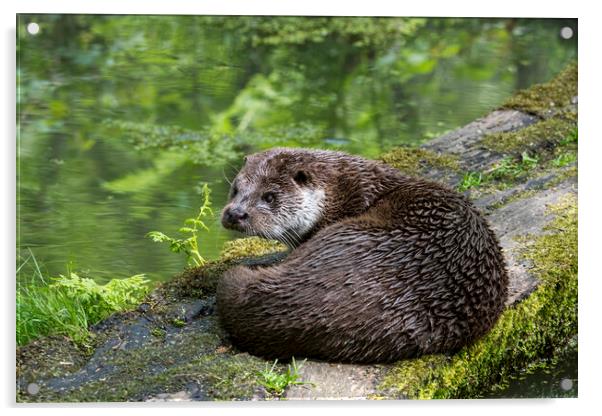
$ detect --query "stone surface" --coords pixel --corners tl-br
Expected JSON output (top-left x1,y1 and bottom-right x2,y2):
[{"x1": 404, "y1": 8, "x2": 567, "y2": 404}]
[{"x1": 286, "y1": 362, "x2": 386, "y2": 400}]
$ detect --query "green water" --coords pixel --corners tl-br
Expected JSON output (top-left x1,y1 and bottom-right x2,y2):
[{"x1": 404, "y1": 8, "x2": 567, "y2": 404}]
[{"x1": 17, "y1": 16, "x2": 577, "y2": 283}]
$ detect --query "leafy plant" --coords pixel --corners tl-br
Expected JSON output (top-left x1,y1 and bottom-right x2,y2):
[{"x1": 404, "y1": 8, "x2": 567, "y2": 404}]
[
  {"x1": 257, "y1": 358, "x2": 314, "y2": 397},
  {"x1": 489, "y1": 152, "x2": 539, "y2": 180},
  {"x1": 146, "y1": 183, "x2": 214, "y2": 267},
  {"x1": 551, "y1": 152, "x2": 577, "y2": 167},
  {"x1": 51, "y1": 273, "x2": 150, "y2": 322},
  {"x1": 17, "y1": 250, "x2": 151, "y2": 346},
  {"x1": 457, "y1": 171, "x2": 483, "y2": 192}
]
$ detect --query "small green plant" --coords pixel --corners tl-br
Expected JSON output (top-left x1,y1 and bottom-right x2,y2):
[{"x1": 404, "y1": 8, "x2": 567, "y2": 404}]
[
  {"x1": 17, "y1": 250, "x2": 151, "y2": 346},
  {"x1": 520, "y1": 151, "x2": 539, "y2": 170},
  {"x1": 457, "y1": 171, "x2": 483, "y2": 192},
  {"x1": 171, "y1": 318, "x2": 186, "y2": 328},
  {"x1": 147, "y1": 183, "x2": 214, "y2": 267},
  {"x1": 257, "y1": 358, "x2": 314, "y2": 397},
  {"x1": 551, "y1": 152, "x2": 577, "y2": 167},
  {"x1": 489, "y1": 152, "x2": 539, "y2": 180},
  {"x1": 559, "y1": 127, "x2": 578, "y2": 146},
  {"x1": 151, "y1": 327, "x2": 166, "y2": 338}
]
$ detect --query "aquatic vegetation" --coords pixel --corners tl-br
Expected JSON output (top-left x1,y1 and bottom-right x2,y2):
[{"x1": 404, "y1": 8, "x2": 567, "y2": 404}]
[
  {"x1": 17, "y1": 250, "x2": 151, "y2": 346},
  {"x1": 257, "y1": 358, "x2": 314, "y2": 397},
  {"x1": 147, "y1": 183, "x2": 214, "y2": 267}
]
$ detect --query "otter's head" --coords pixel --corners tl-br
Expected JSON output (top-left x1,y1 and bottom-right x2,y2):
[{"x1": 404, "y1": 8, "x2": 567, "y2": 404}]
[{"x1": 221, "y1": 149, "x2": 326, "y2": 246}]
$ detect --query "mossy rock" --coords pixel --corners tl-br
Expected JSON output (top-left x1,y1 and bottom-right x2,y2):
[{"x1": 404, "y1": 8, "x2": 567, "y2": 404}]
[
  {"x1": 219, "y1": 237, "x2": 287, "y2": 262},
  {"x1": 481, "y1": 117, "x2": 577, "y2": 157},
  {"x1": 380, "y1": 147, "x2": 460, "y2": 175},
  {"x1": 501, "y1": 62, "x2": 577, "y2": 118}
]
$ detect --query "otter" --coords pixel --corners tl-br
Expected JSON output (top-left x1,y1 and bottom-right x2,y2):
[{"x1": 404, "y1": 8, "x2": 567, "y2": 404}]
[{"x1": 216, "y1": 148, "x2": 508, "y2": 363}]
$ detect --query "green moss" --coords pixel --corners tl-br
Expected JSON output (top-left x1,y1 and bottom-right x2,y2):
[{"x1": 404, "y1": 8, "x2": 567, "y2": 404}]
[
  {"x1": 16, "y1": 336, "x2": 90, "y2": 385},
  {"x1": 55, "y1": 350, "x2": 265, "y2": 402},
  {"x1": 198, "y1": 353, "x2": 267, "y2": 400},
  {"x1": 17, "y1": 315, "x2": 269, "y2": 402},
  {"x1": 171, "y1": 318, "x2": 186, "y2": 328},
  {"x1": 380, "y1": 147, "x2": 460, "y2": 175},
  {"x1": 151, "y1": 327, "x2": 166, "y2": 338},
  {"x1": 482, "y1": 118, "x2": 577, "y2": 155},
  {"x1": 545, "y1": 165, "x2": 578, "y2": 189},
  {"x1": 219, "y1": 237, "x2": 287, "y2": 262},
  {"x1": 501, "y1": 62, "x2": 577, "y2": 117},
  {"x1": 160, "y1": 262, "x2": 231, "y2": 299},
  {"x1": 379, "y1": 195, "x2": 577, "y2": 399}
]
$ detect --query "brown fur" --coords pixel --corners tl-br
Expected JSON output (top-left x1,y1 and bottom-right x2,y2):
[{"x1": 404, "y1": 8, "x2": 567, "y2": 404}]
[{"x1": 216, "y1": 148, "x2": 508, "y2": 363}]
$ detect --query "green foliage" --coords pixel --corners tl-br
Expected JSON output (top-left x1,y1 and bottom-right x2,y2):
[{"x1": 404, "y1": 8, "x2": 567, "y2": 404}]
[
  {"x1": 16, "y1": 250, "x2": 151, "y2": 346},
  {"x1": 146, "y1": 183, "x2": 213, "y2": 267},
  {"x1": 216, "y1": 17, "x2": 426, "y2": 47},
  {"x1": 380, "y1": 196, "x2": 577, "y2": 399},
  {"x1": 560, "y1": 127, "x2": 578, "y2": 145},
  {"x1": 257, "y1": 358, "x2": 314, "y2": 397},
  {"x1": 171, "y1": 318, "x2": 186, "y2": 328},
  {"x1": 457, "y1": 171, "x2": 483, "y2": 192},
  {"x1": 51, "y1": 273, "x2": 149, "y2": 319},
  {"x1": 551, "y1": 152, "x2": 577, "y2": 168},
  {"x1": 489, "y1": 152, "x2": 539, "y2": 180},
  {"x1": 456, "y1": 152, "x2": 540, "y2": 193}
]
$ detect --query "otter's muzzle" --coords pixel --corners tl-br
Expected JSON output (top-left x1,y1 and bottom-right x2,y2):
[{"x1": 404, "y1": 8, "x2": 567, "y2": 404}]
[{"x1": 222, "y1": 206, "x2": 249, "y2": 230}]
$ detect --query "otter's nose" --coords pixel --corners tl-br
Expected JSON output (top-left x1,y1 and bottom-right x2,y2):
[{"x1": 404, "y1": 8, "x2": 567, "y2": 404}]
[{"x1": 223, "y1": 207, "x2": 249, "y2": 226}]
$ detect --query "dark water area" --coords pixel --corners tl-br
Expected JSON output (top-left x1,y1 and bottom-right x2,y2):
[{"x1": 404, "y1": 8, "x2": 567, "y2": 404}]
[{"x1": 16, "y1": 15, "x2": 577, "y2": 400}]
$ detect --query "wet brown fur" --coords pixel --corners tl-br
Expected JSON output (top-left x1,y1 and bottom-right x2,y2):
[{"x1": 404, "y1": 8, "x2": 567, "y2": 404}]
[{"x1": 216, "y1": 148, "x2": 508, "y2": 363}]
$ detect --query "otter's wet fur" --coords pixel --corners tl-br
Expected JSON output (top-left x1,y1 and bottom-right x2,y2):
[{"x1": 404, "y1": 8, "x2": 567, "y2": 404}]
[{"x1": 216, "y1": 148, "x2": 508, "y2": 363}]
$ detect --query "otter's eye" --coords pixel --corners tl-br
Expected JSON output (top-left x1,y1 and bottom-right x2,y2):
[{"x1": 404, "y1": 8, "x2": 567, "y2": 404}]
[
  {"x1": 231, "y1": 185, "x2": 238, "y2": 198},
  {"x1": 262, "y1": 192, "x2": 276, "y2": 204}
]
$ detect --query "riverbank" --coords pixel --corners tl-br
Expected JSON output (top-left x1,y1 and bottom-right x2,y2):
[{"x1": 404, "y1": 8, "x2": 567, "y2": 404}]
[{"x1": 16, "y1": 62, "x2": 578, "y2": 401}]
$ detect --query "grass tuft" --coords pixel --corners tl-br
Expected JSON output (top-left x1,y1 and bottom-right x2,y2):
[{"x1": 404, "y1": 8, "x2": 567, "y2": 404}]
[
  {"x1": 17, "y1": 250, "x2": 152, "y2": 346},
  {"x1": 457, "y1": 171, "x2": 483, "y2": 192},
  {"x1": 257, "y1": 358, "x2": 314, "y2": 397}
]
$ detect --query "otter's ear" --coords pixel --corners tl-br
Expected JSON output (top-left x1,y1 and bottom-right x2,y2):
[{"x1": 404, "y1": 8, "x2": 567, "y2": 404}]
[{"x1": 293, "y1": 170, "x2": 310, "y2": 185}]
